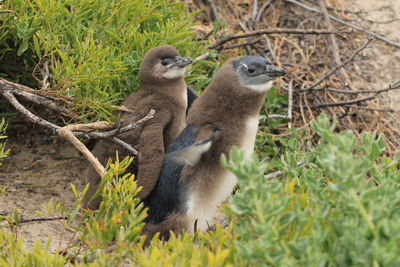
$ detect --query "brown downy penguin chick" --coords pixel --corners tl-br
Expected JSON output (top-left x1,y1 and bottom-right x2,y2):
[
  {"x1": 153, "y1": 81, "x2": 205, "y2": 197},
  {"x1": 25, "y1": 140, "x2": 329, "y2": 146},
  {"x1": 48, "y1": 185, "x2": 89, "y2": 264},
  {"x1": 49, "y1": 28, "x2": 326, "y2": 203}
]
[
  {"x1": 142, "y1": 56, "x2": 286, "y2": 240},
  {"x1": 83, "y1": 45, "x2": 193, "y2": 209}
]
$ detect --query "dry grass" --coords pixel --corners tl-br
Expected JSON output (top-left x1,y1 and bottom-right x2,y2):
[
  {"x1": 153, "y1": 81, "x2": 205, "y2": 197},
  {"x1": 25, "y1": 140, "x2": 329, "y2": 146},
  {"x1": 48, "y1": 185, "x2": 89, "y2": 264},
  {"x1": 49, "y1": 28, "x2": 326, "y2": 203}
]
[{"x1": 188, "y1": 0, "x2": 400, "y2": 153}]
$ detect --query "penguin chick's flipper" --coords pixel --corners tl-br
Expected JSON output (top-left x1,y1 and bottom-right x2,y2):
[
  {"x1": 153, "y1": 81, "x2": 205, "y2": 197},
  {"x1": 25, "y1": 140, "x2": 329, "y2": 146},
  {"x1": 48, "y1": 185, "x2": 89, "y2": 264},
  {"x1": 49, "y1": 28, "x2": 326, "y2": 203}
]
[
  {"x1": 135, "y1": 111, "x2": 172, "y2": 200},
  {"x1": 186, "y1": 87, "x2": 198, "y2": 113},
  {"x1": 167, "y1": 130, "x2": 220, "y2": 166}
]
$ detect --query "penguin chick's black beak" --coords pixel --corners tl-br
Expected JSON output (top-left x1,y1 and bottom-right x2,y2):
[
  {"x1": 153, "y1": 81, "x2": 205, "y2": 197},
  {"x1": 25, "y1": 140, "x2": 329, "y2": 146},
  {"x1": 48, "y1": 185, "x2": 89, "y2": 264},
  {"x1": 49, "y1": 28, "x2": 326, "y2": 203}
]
[
  {"x1": 170, "y1": 56, "x2": 193, "y2": 68},
  {"x1": 265, "y1": 65, "x2": 287, "y2": 78}
]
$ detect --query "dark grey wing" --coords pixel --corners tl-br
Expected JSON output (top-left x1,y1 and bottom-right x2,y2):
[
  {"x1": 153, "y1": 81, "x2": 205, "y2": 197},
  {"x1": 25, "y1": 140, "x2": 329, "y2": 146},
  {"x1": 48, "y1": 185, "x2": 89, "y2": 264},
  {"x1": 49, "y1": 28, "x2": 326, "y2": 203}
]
[
  {"x1": 167, "y1": 132, "x2": 217, "y2": 166},
  {"x1": 143, "y1": 124, "x2": 197, "y2": 223},
  {"x1": 186, "y1": 87, "x2": 198, "y2": 113}
]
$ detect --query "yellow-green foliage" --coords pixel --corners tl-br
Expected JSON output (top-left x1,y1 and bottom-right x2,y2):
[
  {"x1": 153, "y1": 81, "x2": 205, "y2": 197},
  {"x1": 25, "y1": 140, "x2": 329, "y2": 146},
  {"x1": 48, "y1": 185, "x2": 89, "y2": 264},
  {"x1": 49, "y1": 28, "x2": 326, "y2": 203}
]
[
  {"x1": 0, "y1": 119, "x2": 9, "y2": 167},
  {"x1": 0, "y1": 231, "x2": 66, "y2": 266},
  {"x1": 1, "y1": 115, "x2": 400, "y2": 265},
  {"x1": 0, "y1": 0, "x2": 214, "y2": 121}
]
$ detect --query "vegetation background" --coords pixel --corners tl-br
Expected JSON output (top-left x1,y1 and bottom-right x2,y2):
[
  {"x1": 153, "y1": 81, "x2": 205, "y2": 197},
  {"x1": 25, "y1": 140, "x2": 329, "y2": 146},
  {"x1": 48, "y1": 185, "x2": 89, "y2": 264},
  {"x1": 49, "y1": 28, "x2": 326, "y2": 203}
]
[{"x1": 0, "y1": 0, "x2": 399, "y2": 266}]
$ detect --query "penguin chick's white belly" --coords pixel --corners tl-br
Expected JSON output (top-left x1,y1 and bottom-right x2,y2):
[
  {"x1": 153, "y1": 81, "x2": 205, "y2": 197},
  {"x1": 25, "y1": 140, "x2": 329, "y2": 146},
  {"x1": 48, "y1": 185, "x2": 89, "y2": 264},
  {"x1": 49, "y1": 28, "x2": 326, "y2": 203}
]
[
  {"x1": 185, "y1": 116, "x2": 260, "y2": 232},
  {"x1": 240, "y1": 115, "x2": 259, "y2": 158},
  {"x1": 186, "y1": 171, "x2": 238, "y2": 232}
]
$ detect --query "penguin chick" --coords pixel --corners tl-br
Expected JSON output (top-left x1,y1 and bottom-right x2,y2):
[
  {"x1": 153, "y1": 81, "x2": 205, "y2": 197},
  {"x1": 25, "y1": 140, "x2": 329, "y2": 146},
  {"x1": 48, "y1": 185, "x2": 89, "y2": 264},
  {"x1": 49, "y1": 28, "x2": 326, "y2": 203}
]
[
  {"x1": 143, "y1": 56, "x2": 286, "y2": 237},
  {"x1": 83, "y1": 45, "x2": 193, "y2": 209}
]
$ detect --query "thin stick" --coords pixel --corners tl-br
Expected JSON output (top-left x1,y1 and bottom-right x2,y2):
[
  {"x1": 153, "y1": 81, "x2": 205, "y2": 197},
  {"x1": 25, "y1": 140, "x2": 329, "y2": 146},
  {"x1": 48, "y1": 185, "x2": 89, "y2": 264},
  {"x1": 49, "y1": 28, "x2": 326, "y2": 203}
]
[
  {"x1": 285, "y1": 0, "x2": 400, "y2": 49},
  {"x1": 210, "y1": 28, "x2": 348, "y2": 49},
  {"x1": 109, "y1": 137, "x2": 138, "y2": 156},
  {"x1": 256, "y1": 0, "x2": 273, "y2": 22},
  {"x1": 262, "y1": 80, "x2": 293, "y2": 120},
  {"x1": 252, "y1": 0, "x2": 258, "y2": 22},
  {"x1": 345, "y1": 106, "x2": 394, "y2": 113},
  {"x1": 300, "y1": 39, "x2": 372, "y2": 92},
  {"x1": 313, "y1": 94, "x2": 378, "y2": 108},
  {"x1": 314, "y1": 81, "x2": 400, "y2": 94},
  {"x1": 318, "y1": 0, "x2": 351, "y2": 85},
  {"x1": 0, "y1": 78, "x2": 78, "y2": 118},
  {"x1": 74, "y1": 109, "x2": 155, "y2": 139},
  {"x1": 58, "y1": 127, "x2": 105, "y2": 176},
  {"x1": 287, "y1": 80, "x2": 293, "y2": 120},
  {"x1": 17, "y1": 216, "x2": 67, "y2": 224},
  {"x1": 0, "y1": 86, "x2": 153, "y2": 177},
  {"x1": 1, "y1": 89, "x2": 61, "y2": 132},
  {"x1": 222, "y1": 39, "x2": 261, "y2": 50},
  {"x1": 204, "y1": 0, "x2": 219, "y2": 21},
  {"x1": 195, "y1": 52, "x2": 211, "y2": 61}
]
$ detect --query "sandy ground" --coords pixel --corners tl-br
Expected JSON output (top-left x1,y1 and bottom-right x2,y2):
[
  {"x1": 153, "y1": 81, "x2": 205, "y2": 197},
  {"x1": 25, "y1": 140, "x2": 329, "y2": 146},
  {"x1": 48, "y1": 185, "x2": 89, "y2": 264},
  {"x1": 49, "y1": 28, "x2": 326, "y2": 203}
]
[
  {"x1": 344, "y1": 0, "x2": 400, "y2": 127},
  {"x1": 0, "y1": 124, "x2": 87, "y2": 250},
  {"x1": 0, "y1": 0, "x2": 399, "y2": 251}
]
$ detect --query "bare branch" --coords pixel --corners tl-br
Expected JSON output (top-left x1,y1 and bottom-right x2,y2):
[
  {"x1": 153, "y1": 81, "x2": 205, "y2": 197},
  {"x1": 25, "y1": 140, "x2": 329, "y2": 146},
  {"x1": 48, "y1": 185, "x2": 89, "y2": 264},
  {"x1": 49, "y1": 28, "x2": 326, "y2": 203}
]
[
  {"x1": 210, "y1": 28, "x2": 349, "y2": 49},
  {"x1": 109, "y1": 137, "x2": 138, "y2": 156},
  {"x1": 285, "y1": 0, "x2": 400, "y2": 49},
  {"x1": 314, "y1": 81, "x2": 400, "y2": 94},
  {"x1": 0, "y1": 79, "x2": 77, "y2": 118},
  {"x1": 312, "y1": 82, "x2": 400, "y2": 108},
  {"x1": 1, "y1": 89, "x2": 61, "y2": 132},
  {"x1": 58, "y1": 127, "x2": 105, "y2": 176},
  {"x1": 256, "y1": 0, "x2": 273, "y2": 22},
  {"x1": 300, "y1": 39, "x2": 372, "y2": 92},
  {"x1": 0, "y1": 81, "x2": 155, "y2": 177},
  {"x1": 313, "y1": 94, "x2": 378, "y2": 108},
  {"x1": 18, "y1": 216, "x2": 67, "y2": 224}
]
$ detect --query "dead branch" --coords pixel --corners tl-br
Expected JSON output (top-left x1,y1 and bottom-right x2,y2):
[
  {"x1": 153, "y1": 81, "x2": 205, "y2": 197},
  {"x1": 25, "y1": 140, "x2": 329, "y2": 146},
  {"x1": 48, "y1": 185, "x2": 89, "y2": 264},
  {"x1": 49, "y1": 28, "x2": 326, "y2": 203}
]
[
  {"x1": 58, "y1": 127, "x2": 105, "y2": 175},
  {"x1": 0, "y1": 79, "x2": 78, "y2": 118},
  {"x1": 195, "y1": 52, "x2": 211, "y2": 61},
  {"x1": 18, "y1": 216, "x2": 67, "y2": 224},
  {"x1": 345, "y1": 106, "x2": 394, "y2": 113},
  {"x1": 262, "y1": 80, "x2": 293, "y2": 120},
  {"x1": 204, "y1": 0, "x2": 219, "y2": 21},
  {"x1": 210, "y1": 28, "x2": 349, "y2": 49},
  {"x1": 255, "y1": 0, "x2": 273, "y2": 22},
  {"x1": 312, "y1": 82, "x2": 400, "y2": 108},
  {"x1": 314, "y1": 81, "x2": 400, "y2": 94},
  {"x1": 285, "y1": 0, "x2": 400, "y2": 49},
  {"x1": 0, "y1": 80, "x2": 154, "y2": 176},
  {"x1": 313, "y1": 94, "x2": 378, "y2": 108},
  {"x1": 222, "y1": 39, "x2": 261, "y2": 50},
  {"x1": 300, "y1": 39, "x2": 372, "y2": 92}
]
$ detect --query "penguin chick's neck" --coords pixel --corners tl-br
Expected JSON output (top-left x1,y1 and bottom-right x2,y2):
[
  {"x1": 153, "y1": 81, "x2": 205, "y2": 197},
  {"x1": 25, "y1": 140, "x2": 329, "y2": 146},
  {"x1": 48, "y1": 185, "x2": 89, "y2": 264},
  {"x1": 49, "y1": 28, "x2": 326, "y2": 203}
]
[
  {"x1": 140, "y1": 76, "x2": 187, "y2": 101},
  {"x1": 188, "y1": 66, "x2": 267, "y2": 125}
]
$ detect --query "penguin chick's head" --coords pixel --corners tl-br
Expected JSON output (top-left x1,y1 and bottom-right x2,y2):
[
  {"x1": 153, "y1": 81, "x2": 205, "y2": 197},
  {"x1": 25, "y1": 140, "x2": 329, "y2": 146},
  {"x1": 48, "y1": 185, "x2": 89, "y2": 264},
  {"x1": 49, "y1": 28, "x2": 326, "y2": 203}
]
[
  {"x1": 232, "y1": 56, "x2": 286, "y2": 92},
  {"x1": 139, "y1": 45, "x2": 193, "y2": 83}
]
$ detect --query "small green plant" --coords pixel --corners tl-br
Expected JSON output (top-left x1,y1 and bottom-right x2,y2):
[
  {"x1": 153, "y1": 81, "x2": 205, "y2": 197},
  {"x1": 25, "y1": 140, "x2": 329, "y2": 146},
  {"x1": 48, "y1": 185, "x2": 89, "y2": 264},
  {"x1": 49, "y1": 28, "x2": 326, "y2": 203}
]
[
  {"x1": 0, "y1": 118, "x2": 10, "y2": 167},
  {"x1": 223, "y1": 113, "x2": 400, "y2": 266}
]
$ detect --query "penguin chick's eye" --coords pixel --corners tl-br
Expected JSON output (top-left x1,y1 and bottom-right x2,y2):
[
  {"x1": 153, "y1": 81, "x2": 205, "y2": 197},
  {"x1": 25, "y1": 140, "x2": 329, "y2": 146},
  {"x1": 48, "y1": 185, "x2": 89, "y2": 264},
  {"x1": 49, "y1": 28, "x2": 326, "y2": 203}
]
[
  {"x1": 161, "y1": 59, "x2": 169, "y2": 66},
  {"x1": 247, "y1": 68, "x2": 255, "y2": 74}
]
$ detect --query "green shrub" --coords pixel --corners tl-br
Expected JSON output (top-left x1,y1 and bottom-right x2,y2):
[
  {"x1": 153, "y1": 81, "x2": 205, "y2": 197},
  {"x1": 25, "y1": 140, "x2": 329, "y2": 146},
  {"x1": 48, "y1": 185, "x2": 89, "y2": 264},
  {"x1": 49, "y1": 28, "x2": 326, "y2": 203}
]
[
  {"x1": 0, "y1": 0, "x2": 215, "y2": 121},
  {"x1": 223, "y1": 113, "x2": 400, "y2": 266},
  {"x1": 1, "y1": 114, "x2": 399, "y2": 265}
]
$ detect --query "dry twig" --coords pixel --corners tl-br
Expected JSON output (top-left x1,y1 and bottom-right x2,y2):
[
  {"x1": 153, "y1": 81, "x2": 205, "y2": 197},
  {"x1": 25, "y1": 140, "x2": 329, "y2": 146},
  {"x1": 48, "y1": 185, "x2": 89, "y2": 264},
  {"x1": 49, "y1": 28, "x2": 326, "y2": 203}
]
[
  {"x1": 210, "y1": 28, "x2": 349, "y2": 49},
  {"x1": 300, "y1": 39, "x2": 372, "y2": 92},
  {"x1": 285, "y1": 0, "x2": 400, "y2": 49},
  {"x1": 0, "y1": 79, "x2": 155, "y2": 176}
]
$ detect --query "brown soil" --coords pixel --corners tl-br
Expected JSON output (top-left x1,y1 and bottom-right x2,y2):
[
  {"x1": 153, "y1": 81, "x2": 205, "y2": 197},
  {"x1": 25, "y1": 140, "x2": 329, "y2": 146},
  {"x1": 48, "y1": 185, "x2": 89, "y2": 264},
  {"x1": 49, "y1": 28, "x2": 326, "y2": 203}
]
[{"x1": 0, "y1": 123, "x2": 86, "y2": 250}]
